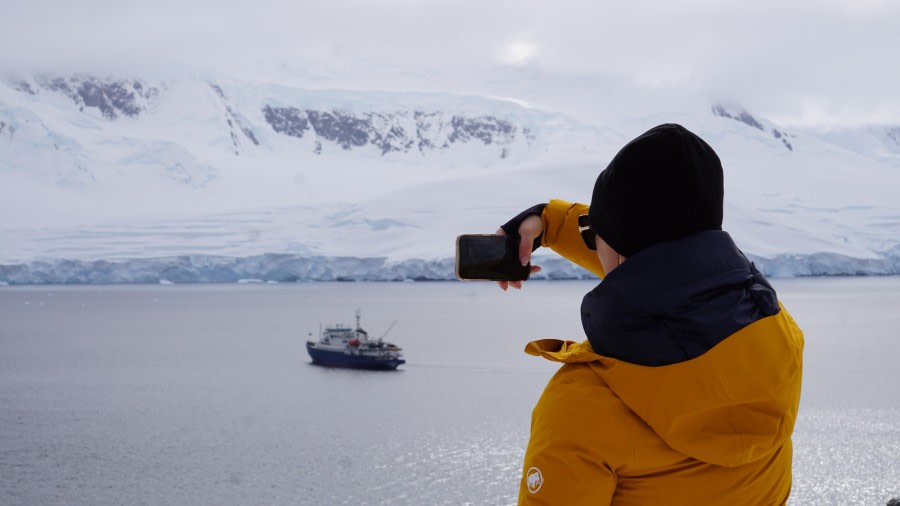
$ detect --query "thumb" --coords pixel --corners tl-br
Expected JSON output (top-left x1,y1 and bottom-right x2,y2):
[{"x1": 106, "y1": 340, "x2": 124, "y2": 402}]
[
  {"x1": 496, "y1": 226, "x2": 532, "y2": 266},
  {"x1": 518, "y1": 231, "x2": 534, "y2": 266},
  {"x1": 517, "y1": 214, "x2": 542, "y2": 266}
]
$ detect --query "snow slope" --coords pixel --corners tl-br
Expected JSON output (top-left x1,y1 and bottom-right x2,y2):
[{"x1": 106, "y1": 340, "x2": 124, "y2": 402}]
[{"x1": 1, "y1": 72, "x2": 899, "y2": 284}]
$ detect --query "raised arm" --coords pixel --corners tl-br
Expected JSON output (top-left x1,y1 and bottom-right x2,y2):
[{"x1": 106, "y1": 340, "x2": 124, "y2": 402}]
[
  {"x1": 496, "y1": 200, "x2": 606, "y2": 291},
  {"x1": 539, "y1": 199, "x2": 605, "y2": 278}
]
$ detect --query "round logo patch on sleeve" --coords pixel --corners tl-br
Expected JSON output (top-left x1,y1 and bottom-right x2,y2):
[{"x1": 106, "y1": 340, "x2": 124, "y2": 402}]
[{"x1": 526, "y1": 467, "x2": 544, "y2": 494}]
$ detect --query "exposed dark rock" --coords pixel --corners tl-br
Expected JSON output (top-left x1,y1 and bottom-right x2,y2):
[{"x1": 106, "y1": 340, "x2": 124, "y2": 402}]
[
  {"x1": 885, "y1": 127, "x2": 900, "y2": 145},
  {"x1": 307, "y1": 110, "x2": 370, "y2": 150},
  {"x1": 210, "y1": 84, "x2": 226, "y2": 99},
  {"x1": 262, "y1": 106, "x2": 521, "y2": 158},
  {"x1": 368, "y1": 116, "x2": 413, "y2": 154},
  {"x1": 37, "y1": 75, "x2": 159, "y2": 120},
  {"x1": 241, "y1": 126, "x2": 259, "y2": 146},
  {"x1": 78, "y1": 81, "x2": 138, "y2": 118},
  {"x1": 770, "y1": 128, "x2": 794, "y2": 151},
  {"x1": 13, "y1": 80, "x2": 37, "y2": 95},
  {"x1": 208, "y1": 83, "x2": 259, "y2": 154},
  {"x1": 712, "y1": 103, "x2": 793, "y2": 151},
  {"x1": 43, "y1": 76, "x2": 71, "y2": 94},
  {"x1": 447, "y1": 115, "x2": 514, "y2": 145},
  {"x1": 712, "y1": 104, "x2": 764, "y2": 131},
  {"x1": 263, "y1": 105, "x2": 310, "y2": 138},
  {"x1": 414, "y1": 110, "x2": 441, "y2": 153},
  {"x1": 522, "y1": 127, "x2": 536, "y2": 144},
  {"x1": 0, "y1": 120, "x2": 12, "y2": 138}
]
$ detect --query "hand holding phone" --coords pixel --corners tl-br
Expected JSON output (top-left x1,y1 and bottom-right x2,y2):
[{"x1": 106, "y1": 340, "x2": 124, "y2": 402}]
[
  {"x1": 455, "y1": 234, "x2": 531, "y2": 281},
  {"x1": 496, "y1": 212, "x2": 544, "y2": 289}
]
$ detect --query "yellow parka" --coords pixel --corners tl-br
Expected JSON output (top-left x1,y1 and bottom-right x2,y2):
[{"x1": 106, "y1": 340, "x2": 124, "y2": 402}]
[{"x1": 518, "y1": 200, "x2": 804, "y2": 505}]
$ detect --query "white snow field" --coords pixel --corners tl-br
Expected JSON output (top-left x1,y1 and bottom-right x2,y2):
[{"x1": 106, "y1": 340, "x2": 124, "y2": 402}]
[{"x1": 1, "y1": 71, "x2": 899, "y2": 283}]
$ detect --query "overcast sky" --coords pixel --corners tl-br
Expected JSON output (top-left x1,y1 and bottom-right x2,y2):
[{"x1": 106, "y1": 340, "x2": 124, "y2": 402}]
[{"x1": 2, "y1": 0, "x2": 898, "y2": 127}]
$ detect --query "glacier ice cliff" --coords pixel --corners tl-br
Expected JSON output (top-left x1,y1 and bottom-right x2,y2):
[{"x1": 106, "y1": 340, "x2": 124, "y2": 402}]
[{"x1": 2, "y1": 249, "x2": 899, "y2": 285}]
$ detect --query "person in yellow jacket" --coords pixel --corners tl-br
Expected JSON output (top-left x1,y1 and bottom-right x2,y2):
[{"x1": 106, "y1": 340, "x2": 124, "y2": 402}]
[{"x1": 497, "y1": 124, "x2": 804, "y2": 505}]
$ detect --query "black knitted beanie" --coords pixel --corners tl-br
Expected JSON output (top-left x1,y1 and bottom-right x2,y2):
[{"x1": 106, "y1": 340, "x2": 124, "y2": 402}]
[{"x1": 588, "y1": 123, "x2": 724, "y2": 258}]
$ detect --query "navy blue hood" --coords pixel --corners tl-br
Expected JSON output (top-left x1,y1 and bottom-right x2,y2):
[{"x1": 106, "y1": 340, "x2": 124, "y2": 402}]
[{"x1": 581, "y1": 230, "x2": 779, "y2": 366}]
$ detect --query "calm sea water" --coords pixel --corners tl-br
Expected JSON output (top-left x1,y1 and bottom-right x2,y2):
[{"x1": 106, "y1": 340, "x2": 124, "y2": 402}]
[{"x1": 1, "y1": 278, "x2": 899, "y2": 505}]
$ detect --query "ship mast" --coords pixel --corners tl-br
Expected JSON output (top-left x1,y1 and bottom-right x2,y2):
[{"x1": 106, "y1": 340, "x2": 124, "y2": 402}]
[{"x1": 355, "y1": 309, "x2": 364, "y2": 341}]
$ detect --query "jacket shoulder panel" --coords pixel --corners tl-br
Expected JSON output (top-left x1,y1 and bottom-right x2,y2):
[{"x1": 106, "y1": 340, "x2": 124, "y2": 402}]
[{"x1": 592, "y1": 309, "x2": 804, "y2": 467}]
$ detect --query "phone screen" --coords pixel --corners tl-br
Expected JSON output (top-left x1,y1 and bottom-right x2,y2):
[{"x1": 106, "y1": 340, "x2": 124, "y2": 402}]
[{"x1": 455, "y1": 234, "x2": 530, "y2": 281}]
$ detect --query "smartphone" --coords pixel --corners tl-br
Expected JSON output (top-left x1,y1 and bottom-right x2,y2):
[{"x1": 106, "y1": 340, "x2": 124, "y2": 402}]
[{"x1": 455, "y1": 234, "x2": 531, "y2": 281}]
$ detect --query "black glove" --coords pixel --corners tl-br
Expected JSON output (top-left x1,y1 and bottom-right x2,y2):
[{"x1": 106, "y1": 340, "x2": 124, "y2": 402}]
[{"x1": 500, "y1": 203, "x2": 546, "y2": 252}]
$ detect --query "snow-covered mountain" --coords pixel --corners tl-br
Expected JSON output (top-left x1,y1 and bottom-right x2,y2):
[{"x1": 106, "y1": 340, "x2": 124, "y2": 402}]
[
  {"x1": 1, "y1": 72, "x2": 612, "y2": 207},
  {"x1": 809, "y1": 124, "x2": 900, "y2": 169},
  {"x1": 1, "y1": 72, "x2": 899, "y2": 284}
]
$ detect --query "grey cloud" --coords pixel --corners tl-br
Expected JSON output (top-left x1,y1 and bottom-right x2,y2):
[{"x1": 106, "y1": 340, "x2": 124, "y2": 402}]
[{"x1": 1, "y1": 0, "x2": 897, "y2": 126}]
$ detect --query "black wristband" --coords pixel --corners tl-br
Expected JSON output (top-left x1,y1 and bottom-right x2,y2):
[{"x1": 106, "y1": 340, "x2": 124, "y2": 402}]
[{"x1": 500, "y1": 203, "x2": 547, "y2": 252}]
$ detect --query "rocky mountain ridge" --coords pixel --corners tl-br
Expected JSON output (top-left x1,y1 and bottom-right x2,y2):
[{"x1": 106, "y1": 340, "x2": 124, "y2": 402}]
[
  {"x1": 3, "y1": 74, "x2": 541, "y2": 171},
  {"x1": 13, "y1": 75, "x2": 162, "y2": 120},
  {"x1": 262, "y1": 105, "x2": 528, "y2": 157},
  {"x1": 711, "y1": 103, "x2": 794, "y2": 151}
]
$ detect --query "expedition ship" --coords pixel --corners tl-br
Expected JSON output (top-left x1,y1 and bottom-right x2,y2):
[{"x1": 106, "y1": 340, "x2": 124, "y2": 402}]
[{"x1": 306, "y1": 311, "x2": 405, "y2": 370}]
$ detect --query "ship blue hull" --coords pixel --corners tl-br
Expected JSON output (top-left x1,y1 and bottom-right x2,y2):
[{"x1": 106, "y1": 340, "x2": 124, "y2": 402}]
[{"x1": 306, "y1": 344, "x2": 405, "y2": 370}]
